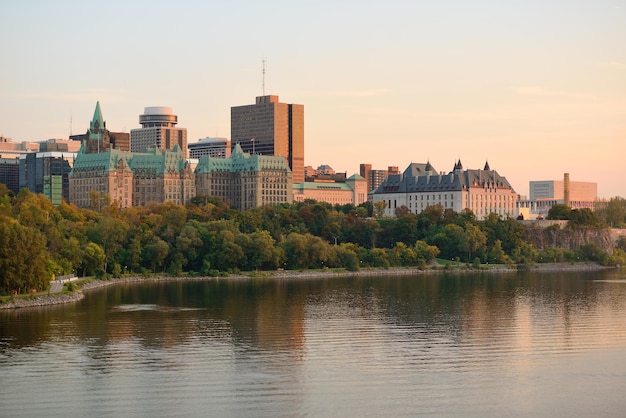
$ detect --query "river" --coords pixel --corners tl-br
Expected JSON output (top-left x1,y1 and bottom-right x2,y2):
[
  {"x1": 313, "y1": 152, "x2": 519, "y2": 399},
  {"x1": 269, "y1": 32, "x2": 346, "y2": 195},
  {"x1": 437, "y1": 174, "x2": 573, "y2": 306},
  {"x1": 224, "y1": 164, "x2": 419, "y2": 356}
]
[{"x1": 2, "y1": 269, "x2": 626, "y2": 417}]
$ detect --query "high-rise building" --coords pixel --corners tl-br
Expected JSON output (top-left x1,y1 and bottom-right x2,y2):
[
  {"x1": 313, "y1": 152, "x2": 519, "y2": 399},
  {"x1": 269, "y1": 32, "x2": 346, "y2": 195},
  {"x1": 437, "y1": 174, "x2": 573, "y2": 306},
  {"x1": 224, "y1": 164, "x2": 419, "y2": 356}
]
[
  {"x1": 130, "y1": 107, "x2": 187, "y2": 155},
  {"x1": 188, "y1": 137, "x2": 231, "y2": 159},
  {"x1": 360, "y1": 163, "x2": 400, "y2": 193},
  {"x1": 231, "y1": 95, "x2": 304, "y2": 183}
]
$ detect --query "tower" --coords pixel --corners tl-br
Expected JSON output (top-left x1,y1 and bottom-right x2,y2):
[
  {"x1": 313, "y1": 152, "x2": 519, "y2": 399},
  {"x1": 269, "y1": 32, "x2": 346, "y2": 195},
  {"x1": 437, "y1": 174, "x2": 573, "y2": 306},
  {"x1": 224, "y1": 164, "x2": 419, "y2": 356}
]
[
  {"x1": 231, "y1": 95, "x2": 304, "y2": 184},
  {"x1": 71, "y1": 102, "x2": 130, "y2": 153},
  {"x1": 130, "y1": 107, "x2": 187, "y2": 155}
]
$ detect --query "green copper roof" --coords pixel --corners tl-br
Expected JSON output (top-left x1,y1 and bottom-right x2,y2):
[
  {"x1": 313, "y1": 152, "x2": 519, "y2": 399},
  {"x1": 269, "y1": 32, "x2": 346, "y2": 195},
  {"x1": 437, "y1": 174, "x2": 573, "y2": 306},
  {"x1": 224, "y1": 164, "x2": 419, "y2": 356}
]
[
  {"x1": 71, "y1": 144, "x2": 133, "y2": 173},
  {"x1": 195, "y1": 143, "x2": 291, "y2": 174},
  {"x1": 89, "y1": 101, "x2": 106, "y2": 140},
  {"x1": 293, "y1": 182, "x2": 353, "y2": 191},
  {"x1": 129, "y1": 145, "x2": 188, "y2": 175},
  {"x1": 347, "y1": 174, "x2": 365, "y2": 181},
  {"x1": 71, "y1": 144, "x2": 189, "y2": 176}
]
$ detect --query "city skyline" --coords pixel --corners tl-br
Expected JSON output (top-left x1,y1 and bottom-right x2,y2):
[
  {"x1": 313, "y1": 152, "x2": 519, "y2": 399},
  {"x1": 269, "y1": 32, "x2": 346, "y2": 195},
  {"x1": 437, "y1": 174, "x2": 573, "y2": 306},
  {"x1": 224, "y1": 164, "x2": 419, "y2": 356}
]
[{"x1": 1, "y1": 1, "x2": 625, "y2": 199}]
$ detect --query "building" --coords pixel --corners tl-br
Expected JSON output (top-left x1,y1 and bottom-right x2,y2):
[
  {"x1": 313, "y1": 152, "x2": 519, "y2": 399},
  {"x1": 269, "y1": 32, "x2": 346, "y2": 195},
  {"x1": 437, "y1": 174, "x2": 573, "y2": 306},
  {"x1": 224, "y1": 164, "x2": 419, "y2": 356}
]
[
  {"x1": 195, "y1": 144, "x2": 292, "y2": 210},
  {"x1": 130, "y1": 106, "x2": 187, "y2": 155},
  {"x1": 69, "y1": 144, "x2": 194, "y2": 209},
  {"x1": 231, "y1": 95, "x2": 304, "y2": 183},
  {"x1": 69, "y1": 147, "x2": 134, "y2": 208},
  {"x1": 129, "y1": 145, "x2": 195, "y2": 206},
  {"x1": 371, "y1": 160, "x2": 518, "y2": 220},
  {"x1": 517, "y1": 173, "x2": 598, "y2": 219},
  {"x1": 70, "y1": 102, "x2": 130, "y2": 152},
  {"x1": 0, "y1": 158, "x2": 20, "y2": 194},
  {"x1": 305, "y1": 165, "x2": 346, "y2": 182},
  {"x1": 360, "y1": 163, "x2": 400, "y2": 193},
  {"x1": 19, "y1": 151, "x2": 76, "y2": 205},
  {"x1": 293, "y1": 174, "x2": 367, "y2": 206},
  {"x1": 0, "y1": 139, "x2": 79, "y2": 200},
  {"x1": 188, "y1": 137, "x2": 231, "y2": 159},
  {"x1": 39, "y1": 138, "x2": 81, "y2": 153}
]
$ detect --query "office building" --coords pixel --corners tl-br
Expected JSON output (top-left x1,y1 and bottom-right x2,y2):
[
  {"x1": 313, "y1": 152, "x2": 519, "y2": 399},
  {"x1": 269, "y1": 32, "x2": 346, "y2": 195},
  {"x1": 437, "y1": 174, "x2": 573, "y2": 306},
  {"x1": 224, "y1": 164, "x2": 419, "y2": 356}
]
[
  {"x1": 231, "y1": 95, "x2": 304, "y2": 183},
  {"x1": 360, "y1": 163, "x2": 400, "y2": 193},
  {"x1": 19, "y1": 151, "x2": 76, "y2": 205},
  {"x1": 188, "y1": 137, "x2": 231, "y2": 159},
  {"x1": 371, "y1": 160, "x2": 517, "y2": 220},
  {"x1": 130, "y1": 106, "x2": 187, "y2": 155},
  {"x1": 517, "y1": 173, "x2": 598, "y2": 219},
  {"x1": 293, "y1": 174, "x2": 367, "y2": 206},
  {"x1": 0, "y1": 158, "x2": 20, "y2": 194},
  {"x1": 0, "y1": 136, "x2": 39, "y2": 158},
  {"x1": 195, "y1": 144, "x2": 292, "y2": 210}
]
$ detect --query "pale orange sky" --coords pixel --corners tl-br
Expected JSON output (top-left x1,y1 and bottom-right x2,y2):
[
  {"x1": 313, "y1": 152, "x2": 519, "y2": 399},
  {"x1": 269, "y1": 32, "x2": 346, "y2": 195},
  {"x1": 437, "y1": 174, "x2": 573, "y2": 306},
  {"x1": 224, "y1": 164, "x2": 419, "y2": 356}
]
[{"x1": 1, "y1": 1, "x2": 625, "y2": 198}]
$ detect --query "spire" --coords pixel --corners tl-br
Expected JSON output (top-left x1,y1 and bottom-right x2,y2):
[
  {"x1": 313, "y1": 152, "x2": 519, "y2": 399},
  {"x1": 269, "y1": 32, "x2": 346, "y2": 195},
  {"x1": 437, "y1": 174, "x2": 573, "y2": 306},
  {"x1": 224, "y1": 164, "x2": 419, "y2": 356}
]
[
  {"x1": 425, "y1": 160, "x2": 433, "y2": 173},
  {"x1": 484, "y1": 160, "x2": 490, "y2": 171},
  {"x1": 90, "y1": 101, "x2": 105, "y2": 133}
]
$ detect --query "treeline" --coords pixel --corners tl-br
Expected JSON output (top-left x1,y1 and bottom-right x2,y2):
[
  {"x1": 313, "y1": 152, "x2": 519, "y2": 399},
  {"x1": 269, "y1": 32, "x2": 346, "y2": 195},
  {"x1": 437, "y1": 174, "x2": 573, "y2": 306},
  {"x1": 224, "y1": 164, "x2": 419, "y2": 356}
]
[{"x1": 1, "y1": 183, "x2": 626, "y2": 296}]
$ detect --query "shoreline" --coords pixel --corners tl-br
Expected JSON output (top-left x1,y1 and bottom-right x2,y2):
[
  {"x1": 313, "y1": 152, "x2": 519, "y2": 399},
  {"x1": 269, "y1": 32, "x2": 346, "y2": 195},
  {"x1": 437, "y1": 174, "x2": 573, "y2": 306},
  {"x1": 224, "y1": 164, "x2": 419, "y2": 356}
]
[{"x1": 0, "y1": 262, "x2": 613, "y2": 310}]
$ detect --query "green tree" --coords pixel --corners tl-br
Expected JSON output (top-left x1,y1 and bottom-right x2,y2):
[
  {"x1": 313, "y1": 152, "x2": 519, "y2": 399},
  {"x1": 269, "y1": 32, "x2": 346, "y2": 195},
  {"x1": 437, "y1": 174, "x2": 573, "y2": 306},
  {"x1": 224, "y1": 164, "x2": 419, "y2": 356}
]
[
  {"x1": 0, "y1": 218, "x2": 49, "y2": 294},
  {"x1": 547, "y1": 204, "x2": 571, "y2": 220},
  {"x1": 81, "y1": 242, "x2": 106, "y2": 277},
  {"x1": 143, "y1": 237, "x2": 170, "y2": 273}
]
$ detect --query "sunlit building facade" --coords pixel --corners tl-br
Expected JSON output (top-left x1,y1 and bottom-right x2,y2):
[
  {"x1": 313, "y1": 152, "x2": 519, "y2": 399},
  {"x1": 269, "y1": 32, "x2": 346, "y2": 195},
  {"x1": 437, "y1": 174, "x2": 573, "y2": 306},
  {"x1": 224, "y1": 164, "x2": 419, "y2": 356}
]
[{"x1": 371, "y1": 160, "x2": 518, "y2": 220}]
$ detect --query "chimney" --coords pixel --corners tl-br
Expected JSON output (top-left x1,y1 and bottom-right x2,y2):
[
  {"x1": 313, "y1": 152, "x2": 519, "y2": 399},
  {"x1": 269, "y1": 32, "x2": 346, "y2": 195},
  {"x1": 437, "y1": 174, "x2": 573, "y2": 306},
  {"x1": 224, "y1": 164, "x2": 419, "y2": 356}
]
[{"x1": 564, "y1": 173, "x2": 570, "y2": 207}]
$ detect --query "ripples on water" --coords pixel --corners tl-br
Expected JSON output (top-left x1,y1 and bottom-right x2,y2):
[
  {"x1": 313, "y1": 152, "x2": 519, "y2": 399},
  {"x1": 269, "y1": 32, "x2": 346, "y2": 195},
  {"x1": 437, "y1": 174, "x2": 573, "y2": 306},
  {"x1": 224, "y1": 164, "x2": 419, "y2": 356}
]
[{"x1": 2, "y1": 270, "x2": 626, "y2": 417}]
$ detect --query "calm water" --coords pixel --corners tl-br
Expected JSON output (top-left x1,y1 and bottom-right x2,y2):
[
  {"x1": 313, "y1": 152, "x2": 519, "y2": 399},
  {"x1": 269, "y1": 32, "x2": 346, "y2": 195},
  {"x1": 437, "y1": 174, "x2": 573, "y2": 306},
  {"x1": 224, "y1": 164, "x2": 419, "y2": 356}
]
[{"x1": 2, "y1": 270, "x2": 626, "y2": 417}]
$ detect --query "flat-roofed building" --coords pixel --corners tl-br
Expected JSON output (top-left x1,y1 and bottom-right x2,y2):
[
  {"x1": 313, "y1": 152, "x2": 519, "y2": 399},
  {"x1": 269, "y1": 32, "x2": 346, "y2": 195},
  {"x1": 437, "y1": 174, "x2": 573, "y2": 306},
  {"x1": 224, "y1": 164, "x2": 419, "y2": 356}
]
[
  {"x1": 293, "y1": 174, "x2": 367, "y2": 206},
  {"x1": 517, "y1": 173, "x2": 598, "y2": 219},
  {"x1": 231, "y1": 95, "x2": 304, "y2": 183},
  {"x1": 20, "y1": 151, "x2": 77, "y2": 205},
  {"x1": 0, "y1": 158, "x2": 20, "y2": 194},
  {"x1": 188, "y1": 137, "x2": 231, "y2": 159}
]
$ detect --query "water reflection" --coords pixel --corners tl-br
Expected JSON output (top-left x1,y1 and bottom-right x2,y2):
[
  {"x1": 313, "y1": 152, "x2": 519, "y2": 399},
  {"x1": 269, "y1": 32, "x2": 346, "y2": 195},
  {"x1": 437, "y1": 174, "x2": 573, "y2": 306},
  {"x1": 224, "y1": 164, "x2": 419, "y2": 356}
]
[{"x1": 2, "y1": 269, "x2": 626, "y2": 417}]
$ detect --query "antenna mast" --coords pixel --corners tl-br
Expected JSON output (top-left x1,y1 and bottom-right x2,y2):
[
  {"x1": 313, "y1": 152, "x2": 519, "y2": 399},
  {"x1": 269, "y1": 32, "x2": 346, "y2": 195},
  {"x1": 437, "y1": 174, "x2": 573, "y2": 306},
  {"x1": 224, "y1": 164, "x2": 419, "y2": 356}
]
[{"x1": 262, "y1": 59, "x2": 266, "y2": 96}]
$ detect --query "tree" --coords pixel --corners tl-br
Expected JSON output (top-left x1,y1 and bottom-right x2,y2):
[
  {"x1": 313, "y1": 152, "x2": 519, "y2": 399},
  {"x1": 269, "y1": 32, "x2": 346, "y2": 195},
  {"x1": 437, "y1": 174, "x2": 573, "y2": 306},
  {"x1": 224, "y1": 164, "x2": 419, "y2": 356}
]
[
  {"x1": 143, "y1": 237, "x2": 169, "y2": 273},
  {"x1": 414, "y1": 240, "x2": 440, "y2": 262},
  {"x1": 373, "y1": 201, "x2": 386, "y2": 218},
  {"x1": 81, "y1": 242, "x2": 106, "y2": 277},
  {"x1": 464, "y1": 223, "x2": 487, "y2": 261},
  {"x1": 0, "y1": 218, "x2": 49, "y2": 294},
  {"x1": 547, "y1": 204, "x2": 571, "y2": 220}
]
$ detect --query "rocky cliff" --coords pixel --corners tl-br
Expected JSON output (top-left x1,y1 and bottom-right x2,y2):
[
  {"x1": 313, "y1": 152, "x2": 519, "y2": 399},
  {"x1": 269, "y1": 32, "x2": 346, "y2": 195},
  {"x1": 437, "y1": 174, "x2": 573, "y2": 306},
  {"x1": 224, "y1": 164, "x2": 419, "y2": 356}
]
[{"x1": 524, "y1": 225, "x2": 616, "y2": 253}]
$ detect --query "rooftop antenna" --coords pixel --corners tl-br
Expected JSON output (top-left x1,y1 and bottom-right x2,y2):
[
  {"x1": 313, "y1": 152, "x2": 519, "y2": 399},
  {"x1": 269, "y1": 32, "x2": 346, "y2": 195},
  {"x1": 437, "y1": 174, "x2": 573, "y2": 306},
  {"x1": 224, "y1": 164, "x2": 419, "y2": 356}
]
[
  {"x1": 262, "y1": 58, "x2": 266, "y2": 96},
  {"x1": 70, "y1": 114, "x2": 73, "y2": 136}
]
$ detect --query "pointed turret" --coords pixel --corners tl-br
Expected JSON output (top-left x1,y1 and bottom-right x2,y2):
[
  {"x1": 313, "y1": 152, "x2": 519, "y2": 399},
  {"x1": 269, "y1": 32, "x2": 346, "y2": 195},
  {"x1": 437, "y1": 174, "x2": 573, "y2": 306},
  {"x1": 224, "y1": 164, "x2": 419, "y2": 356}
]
[
  {"x1": 90, "y1": 101, "x2": 105, "y2": 133},
  {"x1": 484, "y1": 160, "x2": 490, "y2": 171}
]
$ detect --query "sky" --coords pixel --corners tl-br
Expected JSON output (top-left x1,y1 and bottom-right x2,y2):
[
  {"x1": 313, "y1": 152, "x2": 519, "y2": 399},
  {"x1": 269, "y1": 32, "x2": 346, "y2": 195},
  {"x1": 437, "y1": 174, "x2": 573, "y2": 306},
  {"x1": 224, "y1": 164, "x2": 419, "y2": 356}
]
[{"x1": 1, "y1": 1, "x2": 625, "y2": 198}]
